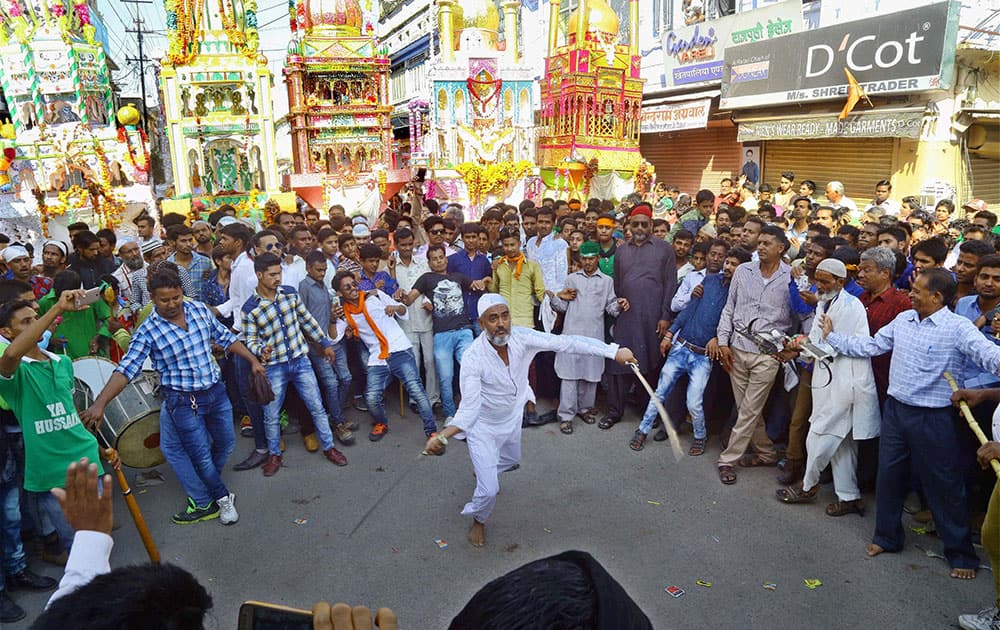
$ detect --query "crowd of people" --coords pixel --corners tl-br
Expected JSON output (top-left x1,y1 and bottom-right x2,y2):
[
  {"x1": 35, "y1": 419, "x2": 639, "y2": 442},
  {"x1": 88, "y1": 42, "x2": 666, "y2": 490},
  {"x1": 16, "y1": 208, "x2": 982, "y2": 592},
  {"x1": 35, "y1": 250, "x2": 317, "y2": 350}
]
[{"x1": 0, "y1": 173, "x2": 997, "y2": 628}]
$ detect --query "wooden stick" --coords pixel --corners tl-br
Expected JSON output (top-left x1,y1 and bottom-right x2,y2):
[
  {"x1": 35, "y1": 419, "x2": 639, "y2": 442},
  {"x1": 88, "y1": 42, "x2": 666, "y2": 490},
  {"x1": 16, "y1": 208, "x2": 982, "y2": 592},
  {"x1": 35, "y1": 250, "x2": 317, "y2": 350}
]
[
  {"x1": 105, "y1": 448, "x2": 161, "y2": 563},
  {"x1": 399, "y1": 382, "x2": 405, "y2": 418},
  {"x1": 943, "y1": 372, "x2": 1000, "y2": 477},
  {"x1": 627, "y1": 362, "x2": 683, "y2": 461}
]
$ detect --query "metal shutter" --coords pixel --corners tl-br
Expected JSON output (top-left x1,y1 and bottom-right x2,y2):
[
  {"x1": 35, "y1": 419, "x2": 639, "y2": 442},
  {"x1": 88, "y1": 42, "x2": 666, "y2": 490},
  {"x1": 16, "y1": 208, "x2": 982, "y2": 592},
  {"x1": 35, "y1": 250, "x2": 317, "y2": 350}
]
[
  {"x1": 640, "y1": 125, "x2": 742, "y2": 195},
  {"x1": 761, "y1": 139, "x2": 894, "y2": 203},
  {"x1": 969, "y1": 155, "x2": 1000, "y2": 212}
]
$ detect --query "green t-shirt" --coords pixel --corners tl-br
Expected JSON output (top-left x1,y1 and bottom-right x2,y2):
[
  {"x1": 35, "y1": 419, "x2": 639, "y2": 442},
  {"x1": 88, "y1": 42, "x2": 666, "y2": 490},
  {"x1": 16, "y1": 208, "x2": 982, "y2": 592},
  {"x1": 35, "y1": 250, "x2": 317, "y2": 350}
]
[
  {"x1": 0, "y1": 350, "x2": 102, "y2": 491},
  {"x1": 37, "y1": 293, "x2": 111, "y2": 359}
]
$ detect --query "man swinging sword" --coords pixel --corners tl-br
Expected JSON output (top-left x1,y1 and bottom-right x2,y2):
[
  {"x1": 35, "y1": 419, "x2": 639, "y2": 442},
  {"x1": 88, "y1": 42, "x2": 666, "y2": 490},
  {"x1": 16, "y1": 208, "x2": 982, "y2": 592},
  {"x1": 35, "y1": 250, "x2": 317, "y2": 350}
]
[{"x1": 424, "y1": 294, "x2": 636, "y2": 547}]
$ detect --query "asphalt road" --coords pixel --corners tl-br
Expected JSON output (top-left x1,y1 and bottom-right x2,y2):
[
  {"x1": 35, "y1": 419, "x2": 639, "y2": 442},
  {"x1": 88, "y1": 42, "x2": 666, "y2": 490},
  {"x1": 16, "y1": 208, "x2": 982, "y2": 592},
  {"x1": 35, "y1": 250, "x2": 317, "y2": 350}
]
[{"x1": 8, "y1": 398, "x2": 996, "y2": 629}]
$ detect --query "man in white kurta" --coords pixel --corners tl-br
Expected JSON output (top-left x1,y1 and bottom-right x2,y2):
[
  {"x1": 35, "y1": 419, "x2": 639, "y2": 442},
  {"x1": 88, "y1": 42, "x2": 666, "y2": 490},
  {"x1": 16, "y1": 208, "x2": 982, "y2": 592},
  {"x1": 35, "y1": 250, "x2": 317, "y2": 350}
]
[
  {"x1": 778, "y1": 259, "x2": 880, "y2": 514},
  {"x1": 424, "y1": 294, "x2": 635, "y2": 546}
]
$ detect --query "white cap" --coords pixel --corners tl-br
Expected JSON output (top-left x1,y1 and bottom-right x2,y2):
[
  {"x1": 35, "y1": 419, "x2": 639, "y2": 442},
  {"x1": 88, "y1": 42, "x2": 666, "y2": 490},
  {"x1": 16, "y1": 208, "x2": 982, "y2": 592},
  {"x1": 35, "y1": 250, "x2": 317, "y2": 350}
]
[
  {"x1": 477, "y1": 293, "x2": 508, "y2": 315},
  {"x1": 816, "y1": 258, "x2": 847, "y2": 278},
  {"x1": 2, "y1": 245, "x2": 29, "y2": 262}
]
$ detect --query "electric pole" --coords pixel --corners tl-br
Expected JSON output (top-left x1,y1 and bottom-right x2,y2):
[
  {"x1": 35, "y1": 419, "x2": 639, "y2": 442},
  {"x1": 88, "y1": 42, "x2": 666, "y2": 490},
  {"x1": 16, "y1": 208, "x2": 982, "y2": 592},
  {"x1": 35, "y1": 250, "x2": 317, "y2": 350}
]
[{"x1": 123, "y1": 0, "x2": 153, "y2": 131}]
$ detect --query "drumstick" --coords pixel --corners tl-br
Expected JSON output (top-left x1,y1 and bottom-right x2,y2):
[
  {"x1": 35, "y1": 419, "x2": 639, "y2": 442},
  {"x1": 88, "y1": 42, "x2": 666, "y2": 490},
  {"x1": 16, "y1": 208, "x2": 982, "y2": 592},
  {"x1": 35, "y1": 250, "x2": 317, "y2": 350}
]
[
  {"x1": 627, "y1": 361, "x2": 683, "y2": 461},
  {"x1": 104, "y1": 446, "x2": 161, "y2": 563},
  {"x1": 943, "y1": 372, "x2": 1000, "y2": 477}
]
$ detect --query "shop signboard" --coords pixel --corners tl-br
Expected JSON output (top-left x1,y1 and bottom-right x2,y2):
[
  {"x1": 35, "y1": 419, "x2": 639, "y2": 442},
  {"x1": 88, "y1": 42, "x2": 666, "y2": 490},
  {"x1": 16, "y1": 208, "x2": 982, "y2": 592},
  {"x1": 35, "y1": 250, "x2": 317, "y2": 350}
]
[
  {"x1": 736, "y1": 110, "x2": 925, "y2": 141},
  {"x1": 640, "y1": 98, "x2": 712, "y2": 134},
  {"x1": 721, "y1": 1, "x2": 959, "y2": 109},
  {"x1": 660, "y1": 1, "x2": 802, "y2": 91}
]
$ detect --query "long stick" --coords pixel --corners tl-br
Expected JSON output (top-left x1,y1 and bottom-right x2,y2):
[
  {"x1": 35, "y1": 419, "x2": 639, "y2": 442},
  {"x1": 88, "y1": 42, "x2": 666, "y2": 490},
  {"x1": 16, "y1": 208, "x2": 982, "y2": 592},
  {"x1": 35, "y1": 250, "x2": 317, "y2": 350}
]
[
  {"x1": 105, "y1": 447, "x2": 161, "y2": 563},
  {"x1": 627, "y1": 362, "x2": 683, "y2": 461},
  {"x1": 943, "y1": 372, "x2": 1000, "y2": 477},
  {"x1": 348, "y1": 451, "x2": 426, "y2": 537}
]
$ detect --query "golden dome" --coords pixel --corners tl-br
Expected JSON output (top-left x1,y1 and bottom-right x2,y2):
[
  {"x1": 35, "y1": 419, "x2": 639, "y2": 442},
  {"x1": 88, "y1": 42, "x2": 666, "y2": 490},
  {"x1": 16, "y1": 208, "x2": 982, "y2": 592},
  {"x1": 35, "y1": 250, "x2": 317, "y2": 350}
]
[
  {"x1": 452, "y1": 0, "x2": 500, "y2": 33},
  {"x1": 568, "y1": 0, "x2": 620, "y2": 37}
]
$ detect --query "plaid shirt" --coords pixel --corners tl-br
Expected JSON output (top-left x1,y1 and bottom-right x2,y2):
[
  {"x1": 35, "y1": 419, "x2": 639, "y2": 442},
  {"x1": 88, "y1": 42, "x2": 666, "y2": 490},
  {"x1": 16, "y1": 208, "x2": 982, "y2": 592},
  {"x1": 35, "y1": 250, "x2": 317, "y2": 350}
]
[
  {"x1": 115, "y1": 301, "x2": 237, "y2": 392},
  {"x1": 242, "y1": 286, "x2": 333, "y2": 365},
  {"x1": 169, "y1": 252, "x2": 213, "y2": 302},
  {"x1": 128, "y1": 265, "x2": 196, "y2": 314}
]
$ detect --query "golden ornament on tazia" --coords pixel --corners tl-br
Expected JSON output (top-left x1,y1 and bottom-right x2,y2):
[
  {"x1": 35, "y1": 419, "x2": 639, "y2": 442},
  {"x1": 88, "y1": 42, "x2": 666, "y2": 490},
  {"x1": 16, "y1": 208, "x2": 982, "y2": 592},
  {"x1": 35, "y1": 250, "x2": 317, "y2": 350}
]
[
  {"x1": 568, "y1": 0, "x2": 620, "y2": 37},
  {"x1": 116, "y1": 104, "x2": 141, "y2": 127}
]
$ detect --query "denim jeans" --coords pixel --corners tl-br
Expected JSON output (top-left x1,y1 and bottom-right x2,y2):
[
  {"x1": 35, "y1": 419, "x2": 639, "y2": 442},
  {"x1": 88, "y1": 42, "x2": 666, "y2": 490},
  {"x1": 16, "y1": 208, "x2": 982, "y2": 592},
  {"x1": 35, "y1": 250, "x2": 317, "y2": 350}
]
[
  {"x1": 432, "y1": 328, "x2": 473, "y2": 418},
  {"x1": 32, "y1": 491, "x2": 75, "y2": 552},
  {"x1": 365, "y1": 349, "x2": 437, "y2": 435},
  {"x1": 638, "y1": 344, "x2": 712, "y2": 439},
  {"x1": 331, "y1": 340, "x2": 352, "y2": 407},
  {"x1": 263, "y1": 356, "x2": 336, "y2": 455},
  {"x1": 160, "y1": 382, "x2": 235, "y2": 507},
  {"x1": 0, "y1": 432, "x2": 25, "y2": 589},
  {"x1": 309, "y1": 354, "x2": 346, "y2": 426},
  {"x1": 233, "y1": 353, "x2": 266, "y2": 451}
]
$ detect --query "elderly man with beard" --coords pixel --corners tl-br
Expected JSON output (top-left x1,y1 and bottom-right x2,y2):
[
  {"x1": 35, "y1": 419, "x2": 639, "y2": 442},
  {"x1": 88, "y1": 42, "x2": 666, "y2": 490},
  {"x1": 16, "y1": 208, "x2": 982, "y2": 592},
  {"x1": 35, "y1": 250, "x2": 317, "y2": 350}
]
[
  {"x1": 35, "y1": 240, "x2": 67, "y2": 299},
  {"x1": 424, "y1": 294, "x2": 636, "y2": 547},
  {"x1": 777, "y1": 259, "x2": 880, "y2": 516},
  {"x1": 112, "y1": 238, "x2": 144, "y2": 320}
]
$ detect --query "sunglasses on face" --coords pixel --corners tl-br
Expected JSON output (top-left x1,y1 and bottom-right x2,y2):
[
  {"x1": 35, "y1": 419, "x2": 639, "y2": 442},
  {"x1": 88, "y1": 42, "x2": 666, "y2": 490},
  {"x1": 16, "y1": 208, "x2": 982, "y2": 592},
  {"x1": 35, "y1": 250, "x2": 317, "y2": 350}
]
[
  {"x1": 429, "y1": 229, "x2": 446, "y2": 235},
  {"x1": 264, "y1": 242, "x2": 283, "y2": 251}
]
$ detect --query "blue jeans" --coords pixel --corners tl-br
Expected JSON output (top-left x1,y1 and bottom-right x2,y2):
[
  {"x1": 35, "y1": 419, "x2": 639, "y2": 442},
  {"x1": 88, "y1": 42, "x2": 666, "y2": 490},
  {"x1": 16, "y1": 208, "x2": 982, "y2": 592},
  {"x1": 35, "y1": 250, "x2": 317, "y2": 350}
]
[
  {"x1": 432, "y1": 328, "x2": 473, "y2": 418},
  {"x1": 638, "y1": 344, "x2": 712, "y2": 439},
  {"x1": 331, "y1": 340, "x2": 352, "y2": 407},
  {"x1": 0, "y1": 432, "x2": 25, "y2": 588},
  {"x1": 161, "y1": 382, "x2": 235, "y2": 507},
  {"x1": 309, "y1": 354, "x2": 346, "y2": 426},
  {"x1": 875, "y1": 397, "x2": 979, "y2": 570},
  {"x1": 263, "y1": 356, "x2": 336, "y2": 455},
  {"x1": 470, "y1": 319, "x2": 482, "y2": 337},
  {"x1": 233, "y1": 353, "x2": 266, "y2": 451},
  {"x1": 365, "y1": 349, "x2": 436, "y2": 435},
  {"x1": 32, "y1": 491, "x2": 74, "y2": 552}
]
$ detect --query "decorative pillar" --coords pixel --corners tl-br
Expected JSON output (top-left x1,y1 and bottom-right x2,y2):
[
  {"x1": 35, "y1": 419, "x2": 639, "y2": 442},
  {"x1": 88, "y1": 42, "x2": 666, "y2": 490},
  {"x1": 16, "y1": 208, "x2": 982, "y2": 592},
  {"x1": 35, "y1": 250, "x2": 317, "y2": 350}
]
[
  {"x1": 629, "y1": 0, "x2": 639, "y2": 57},
  {"x1": 502, "y1": 0, "x2": 519, "y2": 63},
  {"x1": 576, "y1": 0, "x2": 588, "y2": 46},
  {"x1": 547, "y1": 0, "x2": 561, "y2": 55},
  {"x1": 438, "y1": 0, "x2": 455, "y2": 62}
]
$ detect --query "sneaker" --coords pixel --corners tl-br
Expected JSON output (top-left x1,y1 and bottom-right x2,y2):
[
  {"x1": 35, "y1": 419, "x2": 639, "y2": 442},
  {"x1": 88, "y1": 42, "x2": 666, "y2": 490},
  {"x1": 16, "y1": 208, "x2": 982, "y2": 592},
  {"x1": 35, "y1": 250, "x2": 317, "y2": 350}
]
[
  {"x1": 216, "y1": 493, "x2": 239, "y2": 525},
  {"x1": 334, "y1": 423, "x2": 355, "y2": 445},
  {"x1": 172, "y1": 498, "x2": 220, "y2": 524},
  {"x1": 239, "y1": 415, "x2": 253, "y2": 437},
  {"x1": 369, "y1": 422, "x2": 388, "y2": 441},
  {"x1": 353, "y1": 397, "x2": 368, "y2": 412},
  {"x1": 959, "y1": 607, "x2": 1000, "y2": 630},
  {"x1": 7, "y1": 569, "x2": 57, "y2": 591},
  {"x1": 0, "y1": 590, "x2": 26, "y2": 623},
  {"x1": 303, "y1": 433, "x2": 320, "y2": 452}
]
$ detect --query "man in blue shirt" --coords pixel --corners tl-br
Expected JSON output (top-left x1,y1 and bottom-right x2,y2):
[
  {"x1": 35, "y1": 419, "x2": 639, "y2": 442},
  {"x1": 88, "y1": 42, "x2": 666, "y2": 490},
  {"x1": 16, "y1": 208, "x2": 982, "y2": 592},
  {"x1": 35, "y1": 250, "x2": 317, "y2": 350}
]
[
  {"x1": 823, "y1": 268, "x2": 1000, "y2": 580},
  {"x1": 447, "y1": 223, "x2": 493, "y2": 335},
  {"x1": 629, "y1": 243, "x2": 751, "y2": 455}
]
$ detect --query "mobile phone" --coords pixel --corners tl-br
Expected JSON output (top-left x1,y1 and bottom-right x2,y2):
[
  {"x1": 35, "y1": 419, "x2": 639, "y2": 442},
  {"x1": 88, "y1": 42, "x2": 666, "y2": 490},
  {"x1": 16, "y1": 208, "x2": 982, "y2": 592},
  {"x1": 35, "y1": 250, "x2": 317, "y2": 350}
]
[
  {"x1": 75, "y1": 286, "x2": 101, "y2": 307},
  {"x1": 237, "y1": 601, "x2": 312, "y2": 630}
]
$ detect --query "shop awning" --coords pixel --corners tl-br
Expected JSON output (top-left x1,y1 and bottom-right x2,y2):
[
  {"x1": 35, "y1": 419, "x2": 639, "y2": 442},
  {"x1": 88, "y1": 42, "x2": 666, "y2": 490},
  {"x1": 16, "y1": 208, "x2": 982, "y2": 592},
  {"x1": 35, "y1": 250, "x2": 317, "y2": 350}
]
[{"x1": 642, "y1": 89, "x2": 721, "y2": 107}]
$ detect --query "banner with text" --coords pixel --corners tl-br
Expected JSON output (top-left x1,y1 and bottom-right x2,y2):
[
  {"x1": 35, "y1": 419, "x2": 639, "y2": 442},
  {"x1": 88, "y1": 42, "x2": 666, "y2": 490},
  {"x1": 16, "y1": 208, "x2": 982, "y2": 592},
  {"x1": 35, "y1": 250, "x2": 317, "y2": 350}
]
[
  {"x1": 641, "y1": 99, "x2": 712, "y2": 134},
  {"x1": 660, "y1": 1, "x2": 803, "y2": 92},
  {"x1": 736, "y1": 111, "x2": 925, "y2": 141},
  {"x1": 721, "y1": 1, "x2": 959, "y2": 109}
]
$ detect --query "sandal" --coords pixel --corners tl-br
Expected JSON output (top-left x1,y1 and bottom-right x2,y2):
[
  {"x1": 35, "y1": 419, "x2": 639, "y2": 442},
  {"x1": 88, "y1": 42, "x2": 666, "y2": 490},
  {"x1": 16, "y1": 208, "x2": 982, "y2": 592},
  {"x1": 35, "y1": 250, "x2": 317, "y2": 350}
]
[
  {"x1": 718, "y1": 465, "x2": 737, "y2": 485},
  {"x1": 598, "y1": 416, "x2": 619, "y2": 430},
  {"x1": 688, "y1": 438, "x2": 706, "y2": 456},
  {"x1": 578, "y1": 410, "x2": 598, "y2": 425},
  {"x1": 826, "y1": 499, "x2": 865, "y2": 517},
  {"x1": 775, "y1": 485, "x2": 818, "y2": 503},
  {"x1": 739, "y1": 453, "x2": 777, "y2": 467},
  {"x1": 560, "y1": 421, "x2": 574, "y2": 434},
  {"x1": 629, "y1": 430, "x2": 646, "y2": 451}
]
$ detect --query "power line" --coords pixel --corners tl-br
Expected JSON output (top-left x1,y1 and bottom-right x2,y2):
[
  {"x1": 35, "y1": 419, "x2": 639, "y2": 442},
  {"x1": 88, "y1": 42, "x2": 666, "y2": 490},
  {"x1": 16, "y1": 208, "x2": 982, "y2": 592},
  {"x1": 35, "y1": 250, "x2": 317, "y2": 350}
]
[{"x1": 123, "y1": 0, "x2": 154, "y2": 129}]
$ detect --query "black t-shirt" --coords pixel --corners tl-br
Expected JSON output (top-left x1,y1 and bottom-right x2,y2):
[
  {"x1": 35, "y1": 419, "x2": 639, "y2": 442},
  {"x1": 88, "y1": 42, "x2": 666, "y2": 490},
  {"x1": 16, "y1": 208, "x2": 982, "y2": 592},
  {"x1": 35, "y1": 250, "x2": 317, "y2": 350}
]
[{"x1": 413, "y1": 272, "x2": 472, "y2": 333}]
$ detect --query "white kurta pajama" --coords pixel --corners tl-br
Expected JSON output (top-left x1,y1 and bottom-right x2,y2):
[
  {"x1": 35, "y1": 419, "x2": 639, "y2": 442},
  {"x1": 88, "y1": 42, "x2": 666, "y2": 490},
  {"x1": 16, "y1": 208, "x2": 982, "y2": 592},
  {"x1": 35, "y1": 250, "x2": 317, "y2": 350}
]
[
  {"x1": 450, "y1": 327, "x2": 620, "y2": 523},
  {"x1": 802, "y1": 289, "x2": 881, "y2": 501}
]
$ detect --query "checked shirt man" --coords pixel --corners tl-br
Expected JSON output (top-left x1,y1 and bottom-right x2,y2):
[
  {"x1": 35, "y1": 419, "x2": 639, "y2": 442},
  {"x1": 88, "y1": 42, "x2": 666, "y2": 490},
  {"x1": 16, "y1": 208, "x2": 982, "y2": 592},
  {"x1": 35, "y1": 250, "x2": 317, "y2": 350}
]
[
  {"x1": 81, "y1": 269, "x2": 267, "y2": 525},
  {"x1": 242, "y1": 253, "x2": 349, "y2": 476}
]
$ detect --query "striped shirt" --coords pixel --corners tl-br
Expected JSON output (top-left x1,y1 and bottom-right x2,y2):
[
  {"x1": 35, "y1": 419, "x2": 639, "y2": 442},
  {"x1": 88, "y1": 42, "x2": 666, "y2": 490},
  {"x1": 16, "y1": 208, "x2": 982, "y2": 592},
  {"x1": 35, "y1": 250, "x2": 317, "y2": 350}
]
[
  {"x1": 116, "y1": 301, "x2": 236, "y2": 392},
  {"x1": 242, "y1": 286, "x2": 333, "y2": 365},
  {"x1": 717, "y1": 260, "x2": 795, "y2": 353},
  {"x1": 828, "y1": 307, "x2": 1000, "y2": 408}
]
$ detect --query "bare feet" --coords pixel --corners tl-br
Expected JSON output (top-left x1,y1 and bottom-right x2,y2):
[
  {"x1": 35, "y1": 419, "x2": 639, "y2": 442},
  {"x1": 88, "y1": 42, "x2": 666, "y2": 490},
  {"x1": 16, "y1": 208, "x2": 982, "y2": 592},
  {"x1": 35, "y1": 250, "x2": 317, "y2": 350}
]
[
  {"x1": 866, "y1": 543, "x2": 885, "y2": 557},
  {"x1": 950, "y1": 567, "x2": 976, "y2": 580},
  {"x1": 468, "y1": 520, "x2": 486, "y2": 547}
]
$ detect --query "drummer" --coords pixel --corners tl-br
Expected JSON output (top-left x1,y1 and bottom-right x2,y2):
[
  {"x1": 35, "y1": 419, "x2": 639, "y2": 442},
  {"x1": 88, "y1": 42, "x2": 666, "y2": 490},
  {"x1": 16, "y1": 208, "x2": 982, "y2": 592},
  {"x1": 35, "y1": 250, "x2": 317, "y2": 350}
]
[{"x1": 80, "y1": 269, "x2": 267, "y2": 527}]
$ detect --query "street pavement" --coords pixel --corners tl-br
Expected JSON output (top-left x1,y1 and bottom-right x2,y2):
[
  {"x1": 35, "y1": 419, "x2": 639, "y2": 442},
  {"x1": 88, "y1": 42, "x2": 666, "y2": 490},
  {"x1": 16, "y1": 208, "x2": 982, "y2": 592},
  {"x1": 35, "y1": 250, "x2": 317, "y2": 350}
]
[{"x1": 8, "y1": 397, "x2": 995, "y2": 629}]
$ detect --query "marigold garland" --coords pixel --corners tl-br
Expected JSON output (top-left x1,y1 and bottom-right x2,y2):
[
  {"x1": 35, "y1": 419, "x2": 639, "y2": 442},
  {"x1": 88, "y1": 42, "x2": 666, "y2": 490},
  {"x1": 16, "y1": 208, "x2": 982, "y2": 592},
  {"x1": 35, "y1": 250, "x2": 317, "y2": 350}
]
[{"x1": 455, "y1": 160, "x2": 532, "y2": 206}]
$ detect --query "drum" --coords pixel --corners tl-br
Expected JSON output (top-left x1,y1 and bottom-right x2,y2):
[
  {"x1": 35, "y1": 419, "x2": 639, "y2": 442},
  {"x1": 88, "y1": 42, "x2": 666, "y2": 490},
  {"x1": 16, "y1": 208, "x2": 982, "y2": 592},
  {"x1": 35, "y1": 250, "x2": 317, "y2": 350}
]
[{"x1": 72, "y1": 357, "x2": 165, "y2": 469}]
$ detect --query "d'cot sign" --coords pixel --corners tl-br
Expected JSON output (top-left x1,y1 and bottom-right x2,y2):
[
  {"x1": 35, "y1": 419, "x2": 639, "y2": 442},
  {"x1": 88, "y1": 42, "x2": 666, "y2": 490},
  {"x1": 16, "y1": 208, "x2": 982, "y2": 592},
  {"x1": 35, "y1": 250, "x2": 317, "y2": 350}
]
[{"x1": 721, "y1": 1, "x2": 959, "y2": 109}]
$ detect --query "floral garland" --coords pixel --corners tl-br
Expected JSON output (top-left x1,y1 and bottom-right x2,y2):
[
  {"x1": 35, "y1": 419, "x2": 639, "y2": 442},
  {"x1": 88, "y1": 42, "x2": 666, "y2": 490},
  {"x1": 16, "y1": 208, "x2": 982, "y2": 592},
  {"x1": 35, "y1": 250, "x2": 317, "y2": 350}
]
[
  {"x1": 455, "y1": 160, "x2": 532, "y2": 206},
  {"x1": 582, "y1": 158, "x2": 599, "y2": 197},
  {"x1": 118, "y1": 127, "x2": 150, "y2": 181}
]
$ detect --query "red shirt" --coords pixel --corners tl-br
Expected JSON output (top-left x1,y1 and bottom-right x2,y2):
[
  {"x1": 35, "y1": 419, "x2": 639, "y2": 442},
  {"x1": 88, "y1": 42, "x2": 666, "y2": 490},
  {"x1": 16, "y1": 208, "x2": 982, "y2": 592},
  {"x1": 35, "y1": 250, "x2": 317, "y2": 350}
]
[{"x1": 859, "y1": 286, "x2": 912, "y2": 403}]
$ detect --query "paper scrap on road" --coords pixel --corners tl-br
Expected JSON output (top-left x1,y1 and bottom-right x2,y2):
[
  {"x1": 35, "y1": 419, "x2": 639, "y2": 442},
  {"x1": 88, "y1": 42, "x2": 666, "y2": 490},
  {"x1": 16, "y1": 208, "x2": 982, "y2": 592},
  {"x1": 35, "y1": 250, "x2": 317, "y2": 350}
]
[
  {"x1": 293, "y1": 518, "x2": 308, "y2": 525},
  {"x1": 696, "y1": 580, "x2": 712, "y2": 588},
  {"x1": 664, "y1": 585, "x2": 685, "y2": 598},
  {"x1": 435, "y1": 538, "x2": 448, "y2": 549},
  {"x1": 803, "y1": 579, "x2": 822, "y2": 589},
  {"x1": 763, "y1": 582, "x2": 777, "y2": 591},
  {"x1": 543, "y1": 528, "x2": 552, "y2": 533},
  {"x1": 647, "y1": 500, "x2": 661, "y2": 506}
]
